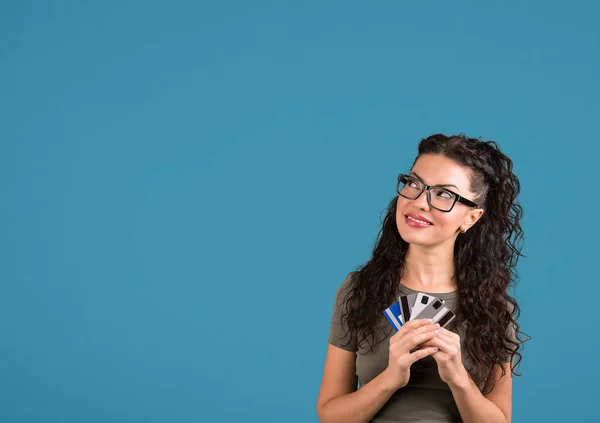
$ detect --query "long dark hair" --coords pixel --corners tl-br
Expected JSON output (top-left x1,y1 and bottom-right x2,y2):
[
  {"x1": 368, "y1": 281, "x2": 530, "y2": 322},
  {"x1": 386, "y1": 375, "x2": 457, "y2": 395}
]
[{"x1": 341, "y1": 134, "x2": 530, "y2": 393}]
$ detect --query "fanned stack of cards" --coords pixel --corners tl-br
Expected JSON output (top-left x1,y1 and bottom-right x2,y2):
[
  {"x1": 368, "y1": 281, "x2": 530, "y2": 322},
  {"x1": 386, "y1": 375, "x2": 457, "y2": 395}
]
[{"x1": 384, "y1": 292, "x2": 455, "y2": 331}]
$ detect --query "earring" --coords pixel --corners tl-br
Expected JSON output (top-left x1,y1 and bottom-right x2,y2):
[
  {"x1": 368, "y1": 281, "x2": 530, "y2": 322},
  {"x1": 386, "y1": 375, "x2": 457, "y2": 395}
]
[{"x1": 461, "y1": 227, "x2": 467, "y2": 233}]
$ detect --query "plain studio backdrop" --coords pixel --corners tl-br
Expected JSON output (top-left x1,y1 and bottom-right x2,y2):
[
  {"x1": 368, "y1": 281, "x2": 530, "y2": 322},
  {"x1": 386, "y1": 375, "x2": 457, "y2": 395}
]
[{"x1": 1, "y1": 0, "x2": 598, "y2": 422}]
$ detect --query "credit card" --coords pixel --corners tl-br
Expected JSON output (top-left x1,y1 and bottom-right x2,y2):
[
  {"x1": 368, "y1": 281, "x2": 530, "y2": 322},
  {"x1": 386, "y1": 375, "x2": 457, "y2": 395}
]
[
  {"x1": 412, "y1": 298, "x2": 456, "y2": 328},
  {"x1": 384, "y1": 301, "x2": 403, "y2": 331},
  {"x1": 409, "y1": 292, "x2": 436, "y2": 320},
  {"x1": 385, "y1": 292, "x2": 455, "y2": 331},
  {"x1": 398, "y1": 293, "x2": 417, "y2": 323}
]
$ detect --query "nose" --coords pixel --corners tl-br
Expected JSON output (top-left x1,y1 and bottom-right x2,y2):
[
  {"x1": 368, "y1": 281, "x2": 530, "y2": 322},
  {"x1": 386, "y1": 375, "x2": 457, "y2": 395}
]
[{"x1": 412, "y1": 188, "x2": 431, "y2": 211}]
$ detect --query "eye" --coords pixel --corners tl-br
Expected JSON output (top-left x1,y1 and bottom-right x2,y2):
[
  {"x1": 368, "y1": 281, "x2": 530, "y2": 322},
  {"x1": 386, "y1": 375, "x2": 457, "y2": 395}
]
[{"x1": 436, "y1": 189, "x2": 454, "y2": 199}]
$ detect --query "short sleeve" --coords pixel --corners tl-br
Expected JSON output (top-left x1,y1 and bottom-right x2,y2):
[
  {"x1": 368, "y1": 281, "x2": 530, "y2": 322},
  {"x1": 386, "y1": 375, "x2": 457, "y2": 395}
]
[{"x1": 328, "y1": 272, "x2": 358, "y2": 353}]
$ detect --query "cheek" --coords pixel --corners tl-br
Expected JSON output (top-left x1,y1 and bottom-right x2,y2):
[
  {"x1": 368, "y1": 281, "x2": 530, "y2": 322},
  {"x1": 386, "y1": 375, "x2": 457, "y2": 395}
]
[
  {"x1": 432, "y1": 214, "x2": 462, "y2": 230},
  {"x1": 395, "y1": 205, "x2": 461, "y2": 233},
  {"x1": 396, "y1": 197, "x2": 410, "y2": 213},
  {"x1": 395, "y1": 198, "x2": 408, "y2": 221}
]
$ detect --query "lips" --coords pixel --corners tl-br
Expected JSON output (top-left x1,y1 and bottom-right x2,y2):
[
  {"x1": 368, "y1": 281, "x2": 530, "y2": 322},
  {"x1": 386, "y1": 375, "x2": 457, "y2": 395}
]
[{"x1": 405, "y1": 213, "x2": 433, "y2": 225}]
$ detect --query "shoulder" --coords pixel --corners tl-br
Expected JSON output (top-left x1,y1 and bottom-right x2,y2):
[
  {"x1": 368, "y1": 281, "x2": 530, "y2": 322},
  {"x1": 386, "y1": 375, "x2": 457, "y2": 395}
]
[{"x1": 332, "y1": 271, "x2": 358, "y2": 308}]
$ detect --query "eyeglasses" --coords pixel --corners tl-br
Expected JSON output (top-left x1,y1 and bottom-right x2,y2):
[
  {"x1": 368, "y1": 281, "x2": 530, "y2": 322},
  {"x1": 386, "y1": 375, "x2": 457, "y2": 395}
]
[{"x1": 396, "y1": 174, "x2": 479, "y2": 212}]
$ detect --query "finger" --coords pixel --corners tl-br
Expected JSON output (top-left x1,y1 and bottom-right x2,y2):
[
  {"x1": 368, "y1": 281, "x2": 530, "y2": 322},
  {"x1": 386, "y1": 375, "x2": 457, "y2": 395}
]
[
  {"x1": 392, "y1": 318, "x2": 435, "y2": 341},
  {"x1": 401, "y1": 318, "x2": 435, "y2": 332},
  {"x1": 418, "y1": 339, "x2": 435, "y2": 349},
  {"x1": 431, "y1": 329, "x2": 452, "y2": 341},
  {"x1": 437, "y1": 327, "x2": 459, "y2": 339},
  {"x1": 430, "y1": 349, "x2": 445, "y2": 362},
  {"x1": 408, "y1": 346, "x2": 439, "y2": 364},
  {"x1": 413, "y1": 328, "x2": 443, "y2": 349},
  {"x1": 393, "y1": 325, "x2": 438, "y2": 353},
  {"x1": 404, "y1": 327, "x2": 441, "y2": 353},
  {"x1": 433, "y1": 329, "x2": 458, "y2": 344},
  {"x1": 423, "y1": 336, "x2": 454, "y2": 355},
  {"x1": 408, "y1": 322, "x2": 440, "y2": 338}
]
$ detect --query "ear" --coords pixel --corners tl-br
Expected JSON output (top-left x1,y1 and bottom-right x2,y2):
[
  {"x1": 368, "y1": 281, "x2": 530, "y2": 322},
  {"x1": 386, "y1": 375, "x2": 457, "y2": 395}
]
[{"x1": 464, "y1": 208, "x2": 485, "y2": 231}]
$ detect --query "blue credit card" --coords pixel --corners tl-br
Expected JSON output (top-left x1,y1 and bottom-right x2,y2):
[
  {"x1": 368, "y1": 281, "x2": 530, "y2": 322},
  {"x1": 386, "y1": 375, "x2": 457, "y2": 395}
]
[{"x1": 384, "y1": 301, "x2": 403, "y2": 331}]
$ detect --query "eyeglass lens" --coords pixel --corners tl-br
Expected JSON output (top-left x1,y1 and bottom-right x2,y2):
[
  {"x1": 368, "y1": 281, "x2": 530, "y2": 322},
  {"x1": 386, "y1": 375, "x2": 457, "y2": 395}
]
[{"x1": 398, "y1": 175, "x2": 456, "y2": 211}]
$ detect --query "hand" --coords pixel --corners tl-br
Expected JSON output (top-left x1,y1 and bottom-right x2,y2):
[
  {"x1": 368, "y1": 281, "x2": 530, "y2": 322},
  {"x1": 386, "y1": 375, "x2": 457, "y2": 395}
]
[
  {"x1": 382, "y1": 319, "x2": 441, "y2": 391},
  {"x1": 419, "y1": 327, "x2": 469, "y2": 387}
]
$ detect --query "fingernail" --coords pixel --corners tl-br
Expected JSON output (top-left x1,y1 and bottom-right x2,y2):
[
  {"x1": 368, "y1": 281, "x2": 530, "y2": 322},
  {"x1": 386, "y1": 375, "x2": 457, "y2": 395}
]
[{"x1": 432, "y1": 347, "x2": 439, "y2": 352}]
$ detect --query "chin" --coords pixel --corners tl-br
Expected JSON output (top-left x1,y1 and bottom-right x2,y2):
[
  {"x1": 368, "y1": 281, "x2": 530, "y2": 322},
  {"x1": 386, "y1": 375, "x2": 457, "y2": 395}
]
[
  {"x1": 397, "y1": 225, "x2": 423, "y2": 243},
  {"x1": 397, "y1": 221, "x2": 437, "y2": 246}
]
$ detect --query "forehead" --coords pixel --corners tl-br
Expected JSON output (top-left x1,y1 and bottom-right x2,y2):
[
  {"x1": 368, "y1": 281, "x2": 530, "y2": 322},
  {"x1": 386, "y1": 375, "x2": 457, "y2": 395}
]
[{"x1": 410, "y1": 154, "x2": 472, "y2": 194}]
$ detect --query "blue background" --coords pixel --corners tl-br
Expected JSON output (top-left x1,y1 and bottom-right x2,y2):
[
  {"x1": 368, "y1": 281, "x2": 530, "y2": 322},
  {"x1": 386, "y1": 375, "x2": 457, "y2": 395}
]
[{"x1": 1, "y1": 0, "x2": 598, "y2": 421}]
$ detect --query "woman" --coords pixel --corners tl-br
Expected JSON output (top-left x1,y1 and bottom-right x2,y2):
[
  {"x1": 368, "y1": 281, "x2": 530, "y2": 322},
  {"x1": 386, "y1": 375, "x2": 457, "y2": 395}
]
[{"x1": 316, "y1": 134, "x2": 529, "y2": 423}]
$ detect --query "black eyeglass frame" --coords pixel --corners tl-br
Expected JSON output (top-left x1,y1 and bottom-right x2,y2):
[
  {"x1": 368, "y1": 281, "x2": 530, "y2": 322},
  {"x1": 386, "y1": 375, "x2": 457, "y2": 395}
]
[{"x1": 396, "y1": 174, "x2": 480, "y2": 212}]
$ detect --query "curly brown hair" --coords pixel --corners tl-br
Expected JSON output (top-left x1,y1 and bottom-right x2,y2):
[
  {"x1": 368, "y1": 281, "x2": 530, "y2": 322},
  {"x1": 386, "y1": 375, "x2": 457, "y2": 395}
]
[{"x1": 339, "y1": 133, "x2": 530, "y2": 394}]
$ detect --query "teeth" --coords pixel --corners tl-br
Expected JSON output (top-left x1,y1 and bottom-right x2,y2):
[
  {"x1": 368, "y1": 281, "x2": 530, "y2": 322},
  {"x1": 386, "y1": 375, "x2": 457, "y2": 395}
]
[{"x1": 407, "y1": 216, "x2": 431, "y2": 225}]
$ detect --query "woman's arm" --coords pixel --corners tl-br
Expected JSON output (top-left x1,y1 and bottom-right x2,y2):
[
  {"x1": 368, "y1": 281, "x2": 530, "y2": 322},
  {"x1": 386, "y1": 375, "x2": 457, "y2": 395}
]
[
  {"x1": 449, "y1": 362, "x2": 512, "y2": 423},
  {"x1": 317, "y1": 319, "x2": 441, "y2": 423},
  {"x1": 419, "y1": 326, "x2": 513, "y2": 423},
  {"x1": 316, "y1": 344, "x2": 396, "y2": 423}
]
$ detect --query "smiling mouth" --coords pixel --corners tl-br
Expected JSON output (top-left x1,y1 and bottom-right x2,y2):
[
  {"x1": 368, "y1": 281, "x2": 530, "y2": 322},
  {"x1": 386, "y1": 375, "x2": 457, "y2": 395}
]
[{"x1": 405, "y1": 215, "x2": 433, "y2": 226}]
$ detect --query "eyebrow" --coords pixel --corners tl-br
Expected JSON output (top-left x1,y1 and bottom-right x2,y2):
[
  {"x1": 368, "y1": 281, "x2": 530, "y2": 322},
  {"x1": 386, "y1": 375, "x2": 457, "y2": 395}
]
[{"x1": 410, "y1": 172, "x2": 460, "y2": 191}]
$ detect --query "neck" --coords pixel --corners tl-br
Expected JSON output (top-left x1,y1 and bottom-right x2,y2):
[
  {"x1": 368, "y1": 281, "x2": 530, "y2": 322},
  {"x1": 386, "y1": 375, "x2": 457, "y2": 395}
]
[{"x1": 401, "y1": 244, "x2": 457, "y2": 292}]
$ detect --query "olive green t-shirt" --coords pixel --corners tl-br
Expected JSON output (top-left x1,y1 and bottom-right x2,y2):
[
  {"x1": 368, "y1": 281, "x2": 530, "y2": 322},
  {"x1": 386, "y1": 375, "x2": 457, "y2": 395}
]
[{"x1": 328, "y1": 272, "x2": 515, "y2": 423}]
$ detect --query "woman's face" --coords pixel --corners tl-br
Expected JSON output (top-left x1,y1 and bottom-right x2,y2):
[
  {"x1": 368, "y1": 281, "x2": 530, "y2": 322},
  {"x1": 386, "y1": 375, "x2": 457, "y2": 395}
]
[{"x1": 396, "y1": 154, "x2": 484, "y2": 247}]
